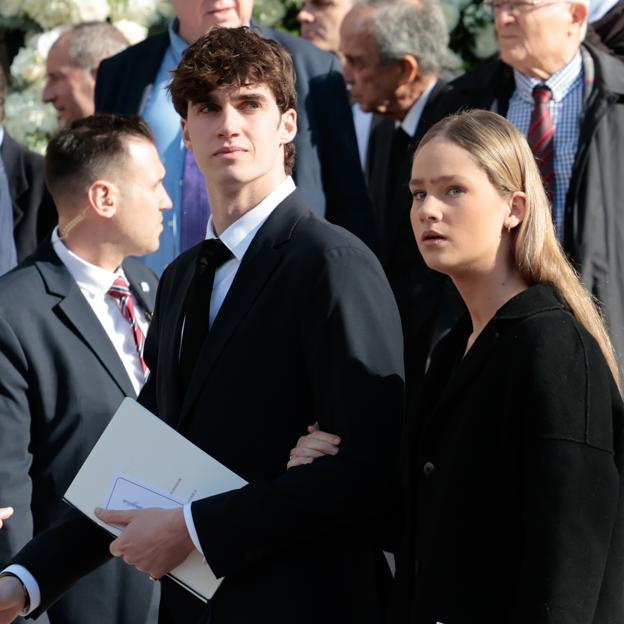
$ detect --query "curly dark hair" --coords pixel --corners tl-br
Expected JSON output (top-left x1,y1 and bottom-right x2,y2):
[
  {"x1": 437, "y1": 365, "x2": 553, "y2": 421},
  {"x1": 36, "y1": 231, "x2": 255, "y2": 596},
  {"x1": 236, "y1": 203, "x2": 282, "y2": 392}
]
[{"x1": 169, "y1": 27, "x2": 297, "y2": 174}]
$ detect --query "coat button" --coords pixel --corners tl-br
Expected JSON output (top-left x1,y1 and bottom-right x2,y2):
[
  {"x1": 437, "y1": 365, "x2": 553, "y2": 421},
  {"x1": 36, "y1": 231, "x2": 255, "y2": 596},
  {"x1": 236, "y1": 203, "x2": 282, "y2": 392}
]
[{"x1": 423, "y1": 461, "x2": 435, "y2": 476}]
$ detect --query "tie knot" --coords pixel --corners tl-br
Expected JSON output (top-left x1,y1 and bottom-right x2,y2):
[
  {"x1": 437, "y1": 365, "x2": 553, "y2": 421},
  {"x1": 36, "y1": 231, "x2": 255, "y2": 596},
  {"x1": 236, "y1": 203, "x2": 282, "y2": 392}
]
[
  {"x1": 532, "y1": 85, "x2": 552, "y2": 104},
  {"x1": 108, "y1": 276, "x2": 131, "y2": 300},
  {"x1": 197, "y1": 239, "x2": 232, "y2": 270}
]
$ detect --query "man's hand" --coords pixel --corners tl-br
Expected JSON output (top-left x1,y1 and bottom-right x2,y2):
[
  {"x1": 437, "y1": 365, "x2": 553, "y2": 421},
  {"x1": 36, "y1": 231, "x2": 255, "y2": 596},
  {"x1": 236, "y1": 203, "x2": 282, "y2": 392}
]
[
  {"x1": 94, "y1": 507, "x2": 195, "y2": 580},
  {"x1": 0, "y1": 508, "x2": 13, "y2": 529},
  {"x1": 0, "y1": 576, "x2": 26, "y2": 624}
]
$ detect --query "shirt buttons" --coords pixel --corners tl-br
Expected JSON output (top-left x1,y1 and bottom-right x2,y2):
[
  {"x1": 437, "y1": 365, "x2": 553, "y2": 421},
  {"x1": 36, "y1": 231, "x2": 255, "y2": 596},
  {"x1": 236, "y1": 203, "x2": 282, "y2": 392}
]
[{"x1": 423, "y1": 462, "x2": 435, "y2": 476}]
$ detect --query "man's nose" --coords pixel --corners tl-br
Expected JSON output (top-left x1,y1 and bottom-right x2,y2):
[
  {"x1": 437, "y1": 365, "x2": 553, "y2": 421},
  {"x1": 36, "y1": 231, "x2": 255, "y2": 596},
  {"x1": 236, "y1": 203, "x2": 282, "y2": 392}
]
[
  {"x1": 297, "y1": 7, "x2": 314, "y2": 23},
  {"x1": 42, "y1": 80, "x2": 54, "y2": 103}
]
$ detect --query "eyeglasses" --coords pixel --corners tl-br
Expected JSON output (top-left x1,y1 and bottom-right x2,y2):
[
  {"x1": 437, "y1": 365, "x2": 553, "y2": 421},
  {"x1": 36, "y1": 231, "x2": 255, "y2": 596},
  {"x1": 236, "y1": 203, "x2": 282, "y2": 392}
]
[{"x1": 483, "y1": 0, "x2": 573, "y2": 14}]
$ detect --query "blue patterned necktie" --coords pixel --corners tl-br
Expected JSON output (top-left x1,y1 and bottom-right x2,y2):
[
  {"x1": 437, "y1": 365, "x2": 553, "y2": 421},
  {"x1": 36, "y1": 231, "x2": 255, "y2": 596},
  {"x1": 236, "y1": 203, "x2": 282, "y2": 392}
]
[
  {"x1": 181, "y1": 148, "x2": 211, "y2": 252},
  {"x1": 0, "y1": 155, "x2": 17, "y2": 276}
]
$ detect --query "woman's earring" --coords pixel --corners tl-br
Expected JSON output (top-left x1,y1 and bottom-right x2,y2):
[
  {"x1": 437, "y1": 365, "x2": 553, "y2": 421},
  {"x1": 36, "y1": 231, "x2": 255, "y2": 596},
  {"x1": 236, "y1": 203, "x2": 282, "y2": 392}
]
[{"x1": 505, "y1": 221, "x2": 512, "y2": 233}]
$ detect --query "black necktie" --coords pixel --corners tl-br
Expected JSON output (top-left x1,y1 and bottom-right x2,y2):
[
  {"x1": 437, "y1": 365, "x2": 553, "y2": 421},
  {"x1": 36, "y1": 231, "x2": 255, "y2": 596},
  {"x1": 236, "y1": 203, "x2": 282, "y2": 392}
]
[
  {"x1": 387, "y1": 126, "x2": 411, "y2": 203},
  {"x1": 179, "y1": 239, "x2": 232, "y2": 398}
]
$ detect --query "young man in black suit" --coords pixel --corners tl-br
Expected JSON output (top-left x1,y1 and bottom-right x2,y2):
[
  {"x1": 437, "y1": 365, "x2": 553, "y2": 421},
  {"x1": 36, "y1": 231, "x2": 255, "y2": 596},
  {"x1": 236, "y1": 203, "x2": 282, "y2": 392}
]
[
  {"x1": 0, "y1": 115, "x2": 169, "y2": 624},
  {"x1": 94, "y1": 0, "x2": 376, "y2": 276},
  {"x1": 0, "y1": 27, "x2": 404, "y2": 624}
]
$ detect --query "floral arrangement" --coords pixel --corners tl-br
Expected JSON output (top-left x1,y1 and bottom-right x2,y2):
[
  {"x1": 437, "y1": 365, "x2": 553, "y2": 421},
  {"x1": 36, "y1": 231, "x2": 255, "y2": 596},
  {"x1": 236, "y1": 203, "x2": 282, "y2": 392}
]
[{"x1": 1, "y1": 0, "x2": 173, "y2": 151}]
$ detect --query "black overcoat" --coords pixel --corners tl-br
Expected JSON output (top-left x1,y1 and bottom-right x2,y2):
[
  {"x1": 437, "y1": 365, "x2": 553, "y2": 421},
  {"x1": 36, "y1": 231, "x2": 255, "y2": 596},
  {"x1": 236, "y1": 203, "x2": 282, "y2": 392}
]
[{"x1": 391, "y1": 284, "x2": 624, "y2": 624}]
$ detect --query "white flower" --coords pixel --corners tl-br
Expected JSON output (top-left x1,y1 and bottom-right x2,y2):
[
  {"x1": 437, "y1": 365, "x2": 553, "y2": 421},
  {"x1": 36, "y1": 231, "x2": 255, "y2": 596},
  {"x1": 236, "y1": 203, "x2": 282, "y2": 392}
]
[
  {"x1": 22, "y1": 0, "x2": 110, "y2": 28},
  {"x1": 23, "y1": 0, "x2": 73, "y2": 29},
  {"x1": 26, "y1": 26, "x2": 66, "y2": 59},
  {"x1": 110, "y1": 0, "x2": 159, "y2": 25},
  {"x1": 112, "y1": 19, "x2": 148, "y2": 44},
  {"x1": 74, "y1": 0, "x2": 110, "y2": 22},
  {"x1": 5, "y1": 85, "x2": 58, "y2": 153},
  {"x1": 0, "y1": 0, "x2": 24, "y2": 18},
  {"x1": 9, "y1": 46, "x2": 45, "y2": 86}
]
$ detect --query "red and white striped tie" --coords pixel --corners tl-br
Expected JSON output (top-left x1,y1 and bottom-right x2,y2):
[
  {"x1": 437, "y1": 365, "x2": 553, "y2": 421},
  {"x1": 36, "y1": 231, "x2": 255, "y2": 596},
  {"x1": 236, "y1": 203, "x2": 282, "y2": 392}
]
[
  {"x1": 107, "y1": 277, "x2": 148, "y2": 376},
  {"x1": 528, "y1": 85, "x2": 555, "y2": 203}
]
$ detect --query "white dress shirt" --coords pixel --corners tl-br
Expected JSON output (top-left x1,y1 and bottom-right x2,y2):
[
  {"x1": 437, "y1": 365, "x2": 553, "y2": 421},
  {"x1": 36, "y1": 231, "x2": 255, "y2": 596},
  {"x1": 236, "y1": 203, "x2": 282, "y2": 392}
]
[
  {"x1": 51, "y1": 229, "x2": 150, "y2": 394},
  {"x1": 3, "y1": 229, "x2": 151, "y2": 615},
  {"x1": 399, "y1": 79, "x2": 438, "y2": 138},
  {"x1": 182, "y1": 175, "x2": 296, "y2": 553}
]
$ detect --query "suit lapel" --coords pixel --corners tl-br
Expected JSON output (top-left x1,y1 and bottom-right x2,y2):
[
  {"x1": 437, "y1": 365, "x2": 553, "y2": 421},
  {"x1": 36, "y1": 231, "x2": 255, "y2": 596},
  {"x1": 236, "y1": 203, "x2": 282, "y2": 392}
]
[
  {"x1": 124, "y1": 260, "x2": 156, "y2": 319},
  {"x1": 36, "y1": 243, "x2": 136, "y2": 397},
  {"x1": 177, "y1": 192, "x2": 308, "y2": 425},
  {"x1": 420, "y1": 321, "x2": 501, "y2": 441}
]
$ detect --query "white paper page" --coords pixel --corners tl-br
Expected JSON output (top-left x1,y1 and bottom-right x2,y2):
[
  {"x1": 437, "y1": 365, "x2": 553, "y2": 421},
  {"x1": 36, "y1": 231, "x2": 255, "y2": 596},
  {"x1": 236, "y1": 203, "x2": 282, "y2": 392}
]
[{"x1": 64, "y1": 398, "x2": 248, "y2": 601}]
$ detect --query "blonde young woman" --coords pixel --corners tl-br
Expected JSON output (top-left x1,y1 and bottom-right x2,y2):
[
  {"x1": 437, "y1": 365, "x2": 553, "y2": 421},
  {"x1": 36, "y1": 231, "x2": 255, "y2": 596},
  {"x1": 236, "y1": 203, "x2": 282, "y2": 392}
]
[{"x1": 289, "y1": 110, "x2": 624, "y2": 623}]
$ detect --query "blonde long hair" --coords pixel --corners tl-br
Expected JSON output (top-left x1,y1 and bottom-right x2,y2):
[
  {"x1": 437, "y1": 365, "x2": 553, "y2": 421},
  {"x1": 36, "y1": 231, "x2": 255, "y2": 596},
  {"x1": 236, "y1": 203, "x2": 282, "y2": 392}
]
[{"x1": 415, "y1": 109, "x2": 620, "y2": 387}]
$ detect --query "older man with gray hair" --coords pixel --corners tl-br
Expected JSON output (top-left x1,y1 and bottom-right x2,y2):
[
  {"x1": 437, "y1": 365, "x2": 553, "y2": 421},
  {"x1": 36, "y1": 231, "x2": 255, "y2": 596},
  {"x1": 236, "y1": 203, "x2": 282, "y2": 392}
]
[
  {"x1": 431, "y1": 0, "x2": 624, "y2": 374},
  {"x1": 43, "y1": 22, "x2": 128, "y2": 126},
  {"x1": 340, "y1": 0, "x2": 451, "y2": 388}
]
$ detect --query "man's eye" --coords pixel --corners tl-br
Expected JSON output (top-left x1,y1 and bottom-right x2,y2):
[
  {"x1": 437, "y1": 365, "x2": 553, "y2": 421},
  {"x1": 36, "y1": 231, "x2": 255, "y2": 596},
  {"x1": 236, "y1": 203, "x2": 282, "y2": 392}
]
[
  {"x1": 241, "y1": 101, "x2": 261, "y2": 110},
  {"x1": 412, "y1": 191, "x2": 426, "y2": 201}
]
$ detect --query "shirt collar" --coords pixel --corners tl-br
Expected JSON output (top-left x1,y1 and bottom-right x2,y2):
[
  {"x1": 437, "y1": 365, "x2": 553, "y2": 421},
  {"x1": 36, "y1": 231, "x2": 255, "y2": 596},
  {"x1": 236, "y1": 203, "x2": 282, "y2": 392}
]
[
  {"x1": 168, "y1": 18, "x2": 189, "y2": 64},
  {"x1": 205, "y1": 176, "x2": 296, "y2": 260},
  {"x1": 400, "y1": 80, "x2": 437, "y2": 137},
  {"x1": 513, "y1": 51, "x2": 583, "y2": 103},
  {"x1": 51, "y1": 227, "x2": 126, "y2": 297},
  {"x1": 0, "y1": 127, "x2": 4, "y2": 148}
]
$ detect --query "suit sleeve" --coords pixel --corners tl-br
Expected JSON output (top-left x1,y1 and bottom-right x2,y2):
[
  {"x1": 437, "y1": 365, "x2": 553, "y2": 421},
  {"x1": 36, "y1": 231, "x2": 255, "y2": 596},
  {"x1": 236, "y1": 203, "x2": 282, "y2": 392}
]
[
  {"x1": 0, "y1": 316, "x2": 36, "y2": 568},
  {"x1": 509, "y1": 318, "x2": 622, "y2": 622},
  {"x1": 190, "y1": 245, "x2": 405, "y2": 577}
]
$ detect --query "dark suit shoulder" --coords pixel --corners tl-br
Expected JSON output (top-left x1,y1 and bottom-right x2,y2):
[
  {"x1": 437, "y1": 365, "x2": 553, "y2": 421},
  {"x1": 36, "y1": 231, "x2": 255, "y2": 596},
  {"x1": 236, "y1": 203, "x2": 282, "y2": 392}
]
[
  {"x1": 496, "y1": 289, "x2": 620, "y2": 451},
  {"x1": 2, "y1": 132, "x2": 44, "y2": 171},
  {"x1": 99, "y1": 32, "x2": 168, "y2": 70}
]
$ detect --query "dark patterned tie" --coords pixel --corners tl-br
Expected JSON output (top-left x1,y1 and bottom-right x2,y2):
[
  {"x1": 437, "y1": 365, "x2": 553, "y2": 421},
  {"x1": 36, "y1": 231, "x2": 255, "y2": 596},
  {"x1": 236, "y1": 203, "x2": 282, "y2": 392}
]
[
  {"x1": 181, "y1": 148, "x2": 211, "y2": 252},
  {"x1": 528, "y1": 85, "x2": 555, "y2": 203},
  {"x1": 179, "y1": 239, "x2": 232, "y2": 399},
  {"x1": 0, "y1": 156, "x2": 17, "y2": 276},
  {"x1": 107, "y1": 277, "x2": 148, "y2": 376}
]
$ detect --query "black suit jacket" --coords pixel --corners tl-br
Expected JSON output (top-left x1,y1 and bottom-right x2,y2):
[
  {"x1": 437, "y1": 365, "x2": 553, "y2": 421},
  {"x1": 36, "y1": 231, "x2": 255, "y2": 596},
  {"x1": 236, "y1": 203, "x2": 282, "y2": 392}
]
[
  {"x1": 15, "y1": 190, "x2": 404, "y2": 624},
  {"x1": 366, "y1": 80, "x2": 455, "y2": 387},
  {"x1": 0, "y1": 241, "x2": 159, "y2": 624},
  {"x1": 1, "y1": 132, "x2": 56, "y2": 262},
  {"x1": 94, "y1": 27, "x2": 377, "y2": 252},
  {"x1": 391, "y1": 284, "x2": 624, "y2": 624}
]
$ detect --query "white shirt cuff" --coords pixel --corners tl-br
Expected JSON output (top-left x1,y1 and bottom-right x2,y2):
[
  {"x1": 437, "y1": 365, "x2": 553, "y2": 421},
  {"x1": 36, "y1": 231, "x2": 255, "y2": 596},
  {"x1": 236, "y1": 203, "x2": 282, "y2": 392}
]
[
  {"x1": 3, "y1": 564, "x2": 41, "y2": 615},
  {"x1": 183, "y1": 503, "x2": 204, "y2": 556}
]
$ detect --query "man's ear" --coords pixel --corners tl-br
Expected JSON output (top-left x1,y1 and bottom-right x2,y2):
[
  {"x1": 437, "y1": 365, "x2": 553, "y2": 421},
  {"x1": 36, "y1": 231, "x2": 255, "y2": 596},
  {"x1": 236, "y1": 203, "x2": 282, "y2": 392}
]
[
  {"x1": 570, "y1": 1, "x2": 588, "y2": 31},
  {"x1": 87, "y1": 180, "x2": 118, "y2": 219},
  {"x1": 397, "y1": 54, "x2": 419, "y2": 86},
  {"x1": 280, "y1": 109, "x2": 297, "y2": 145},
  {"x1": 181, "y1": 118, "x2": 192, "y2": 149}
]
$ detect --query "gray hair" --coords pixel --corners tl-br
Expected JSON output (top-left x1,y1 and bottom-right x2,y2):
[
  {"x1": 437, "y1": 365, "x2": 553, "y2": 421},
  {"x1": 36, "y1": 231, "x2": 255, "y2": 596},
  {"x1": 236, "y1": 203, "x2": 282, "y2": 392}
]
[
  {"x1": 357, "y1": 0, "x2": 449, "y2": 74},
  {"x1": 63, "y1": 22, "x2": 129, "y2": 70}
]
